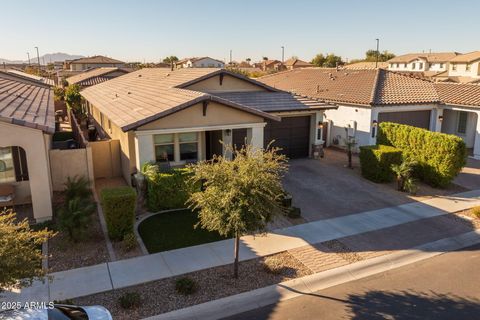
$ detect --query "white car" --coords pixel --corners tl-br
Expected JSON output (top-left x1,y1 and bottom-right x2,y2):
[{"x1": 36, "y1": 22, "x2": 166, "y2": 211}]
[{"x1": 0, "y1": 304, "x2": 112, "y2": 320}]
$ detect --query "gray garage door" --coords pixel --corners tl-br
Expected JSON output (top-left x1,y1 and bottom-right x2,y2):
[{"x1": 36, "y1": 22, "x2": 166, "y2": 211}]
[
  {"x1": 264, "y1": 116, "x2": 310, "y2": 159},
  {"x1": 378, "y1": 110, "x2": 431, "y2": 129}
]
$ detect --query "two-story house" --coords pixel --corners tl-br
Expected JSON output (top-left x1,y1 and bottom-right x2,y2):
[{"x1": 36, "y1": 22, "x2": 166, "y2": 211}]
[
  {"x1": 175, "y1": 57, "x2": 225, "y2": 69},
  {"x1": 66, "y1": 55, "x2": 125, "y2": 71},
  {"x1": 447, "y1": 51, "x2": 480, "y2": 81},
  {"x1": 387, "y1": 52, "x2": 459, "y2": 73}
]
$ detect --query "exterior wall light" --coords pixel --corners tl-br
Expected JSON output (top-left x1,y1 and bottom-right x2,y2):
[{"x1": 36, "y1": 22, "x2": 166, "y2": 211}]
[
  {"x1": 317, "y1": 121, "x2": 324, "y2": 129},
  {"x1": 225, "y1": 129, "x2": 232, "y2": 136},
  {"x1": 438, "y1": 115, "x2": 444, "y2": 121}
]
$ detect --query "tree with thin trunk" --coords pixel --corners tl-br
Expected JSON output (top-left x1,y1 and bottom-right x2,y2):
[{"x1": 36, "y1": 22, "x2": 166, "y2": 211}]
[
  {"x1": 187, "y1": 144, "x2": 287, "y2": 278},
  {"x1": 344, "y1": 128, "x2": 357, "y2": 169},
  {"x1": 0, "y1": 210, "x2": 55, "y2": 292}
]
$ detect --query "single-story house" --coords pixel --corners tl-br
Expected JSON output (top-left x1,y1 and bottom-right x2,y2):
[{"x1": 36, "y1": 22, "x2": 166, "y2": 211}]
[
  {"x1": 175, "y1": 57, "x2": 225, "y2": 69},
  {"x1": 284, "y1": 58, "x2": 313, "y2": 70},
  {"x1": 0, "y1": 71, "x2": 54, "y2": 222},
  {"x1": 80, "y1": 68, "x2": 335, "y2": 184},
  {"x1": 65, "y1": 67, "x2": 131, "y2": 88},
  {"x1": 66, "y1": 55, "x2": 125, "y2": 71},
  {"x1": 259, "y1": 68, "x2": 480, "y2": 159}
]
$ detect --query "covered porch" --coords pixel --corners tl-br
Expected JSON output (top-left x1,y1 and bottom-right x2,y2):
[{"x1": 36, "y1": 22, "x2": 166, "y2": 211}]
[
  {"x1": 439, "y1": 106, "x2": 480, "y2": 159},
  {"x1": 134, "y1": 123, "x2": 265, "y2": 169}
]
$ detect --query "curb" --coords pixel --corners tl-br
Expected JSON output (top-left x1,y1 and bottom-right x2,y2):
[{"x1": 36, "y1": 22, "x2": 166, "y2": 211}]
[{"x1": 145, "y1": 230, "x2": 480, "y2": 320}]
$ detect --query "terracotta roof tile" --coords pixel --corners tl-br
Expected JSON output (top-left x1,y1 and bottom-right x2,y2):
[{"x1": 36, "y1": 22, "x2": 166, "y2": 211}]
[
  {"x1": 66, "y1": 67, "x2": 130, "y2": 86},
  {"x1": 70, "y1": 55, "x2": 124, "y2": 64},
  {"x1": 435, "y1": 83, "x2": 480, "y2": 107},
  {"x1": 388, "y1": 52, "x2": 459, "y2": 63},
  {"x1": 449, "y1": 51, "x2": 480, "y2": 63}
]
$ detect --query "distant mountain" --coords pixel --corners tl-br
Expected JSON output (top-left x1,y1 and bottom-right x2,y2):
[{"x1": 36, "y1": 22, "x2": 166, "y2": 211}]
[{"x1": 0, "y1": 52, "x2": 84, "y2": 65}]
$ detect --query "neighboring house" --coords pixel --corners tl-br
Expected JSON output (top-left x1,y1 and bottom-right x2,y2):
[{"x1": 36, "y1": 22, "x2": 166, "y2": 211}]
[
  {"x1": 447, "y1": 51, "x2": 480, "y2": 80},
  {"x1": 0, "y1": 71, "x2": 54, "y2": 222},
  {"x1": 260, "y1": 59, "x2": 283, "y2": 71},
  {"x1": 66, "y1": 55, "x2": 125, "y2": 71},
  {"x1": 80, "y1": 68, "x2": 335, "y2": 184},
  {"x1": 258, "y1": 68, "x2": 480, "y2": 159},
  {"x1": 4, "y1": 69, "x2": 54, "y2": 86},
  {"x1": 344, "y1": 61, "x2": 388, "y2": 69},
  {"x1": 175, "y1": 57, "x2": 225, "y2": 69},
  {"x1": 66, "y1": 67, "x2": 130, "y2": 88},
  {"x1": 387, "y1": 52, "x2": 459, "y2": 73},
  {"x1": 284, "y1": 58, "x2": 313, "y2": 70}
]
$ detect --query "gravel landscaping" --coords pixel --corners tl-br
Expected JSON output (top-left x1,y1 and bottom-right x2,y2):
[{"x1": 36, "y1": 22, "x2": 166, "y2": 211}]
[
  {"x1": 48, "y1": 192, "x2": 109, "y2": 272},
  {"x1": 73, "y1": 251, "x2": 312, "y2": 320}
]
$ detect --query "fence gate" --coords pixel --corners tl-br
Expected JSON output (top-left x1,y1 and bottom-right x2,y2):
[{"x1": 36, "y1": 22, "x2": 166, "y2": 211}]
[{"x1": 89, "y1": 140, "x2": 122, "y2": 179}]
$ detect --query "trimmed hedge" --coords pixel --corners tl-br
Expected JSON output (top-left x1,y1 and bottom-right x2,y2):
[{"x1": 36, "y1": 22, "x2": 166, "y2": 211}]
[
  {"x1": 145, "y1": 168, "x2": 198, "y2": 211},
  {"x1": 100, "y1": 186, "x2": 137, "y2": 241},
  {"x1": 359, "y1": 145, "x2": 403, "y2": 182},
  {"x1": 377, "y1": 122, "x2": 467, "y2": 187}
]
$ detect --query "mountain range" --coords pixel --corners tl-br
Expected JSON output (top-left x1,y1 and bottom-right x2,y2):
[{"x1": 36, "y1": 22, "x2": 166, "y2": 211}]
[{"x1": 0, "y1": 52, "x2": 84, "y2": 64}]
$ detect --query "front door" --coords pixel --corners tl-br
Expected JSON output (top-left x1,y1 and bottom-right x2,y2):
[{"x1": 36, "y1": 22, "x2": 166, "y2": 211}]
[{"x1": 205, "y1": 130, "x2": 223, "y2": 160}]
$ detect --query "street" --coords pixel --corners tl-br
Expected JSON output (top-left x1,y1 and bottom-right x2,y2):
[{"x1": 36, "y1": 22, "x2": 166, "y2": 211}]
[{"x1": 224, "y1": 244, "x2": 480, "y2": 320}]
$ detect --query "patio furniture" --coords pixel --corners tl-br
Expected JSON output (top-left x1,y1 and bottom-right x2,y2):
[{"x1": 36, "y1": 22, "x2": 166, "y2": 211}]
[{"x1": 0, "y1": 184, "x2": 15, "y2": 208}]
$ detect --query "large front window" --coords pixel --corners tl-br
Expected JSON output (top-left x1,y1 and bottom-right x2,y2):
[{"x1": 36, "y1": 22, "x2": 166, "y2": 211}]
[
  {"x1": 0, "y1": 147, "x2": 15, "y2": 183},
  {"x1": 153, "y1": 132, "x2": 198, "y2": 163},
  {"x1": 154, "y1": 134, "x2": 174, "y2": 162},
  {"x1": 179, "y1": 133, "x2": 198, "y2": 160}
]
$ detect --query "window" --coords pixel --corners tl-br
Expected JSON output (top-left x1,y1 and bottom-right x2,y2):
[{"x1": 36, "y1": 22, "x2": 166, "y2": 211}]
[
  {"x1": 419, "y1": 62, "x2": 423, "y2": 69},
  {"x1": 466, "y1": 63, "x2": 471, "y2": 71},
  {"x1": 154, "y1": 134, "x2": 174, "y2": 162},
  {"x1": 452, "y1": 63, "x2": 457, "y2": 71},
  {"x1": 440, "y1": 63, "x2": 444, "y2": 68},
  {"x1": 0, "y1": 147, "x2": 15, "y2": 183},
  {"x1": 412, "y1": 63, "x2": 416, "y2": 70},
  {"x1": 396, "y1": 63, "x2": 400, "y2": 68},
  {"x1": 390, "y1": 63, "x2": 394, "y2": 68},
  {"x1": 404, "y1": 63, "x2": 407, "y2": 68},
  {"x1": 457, "y1": 111, "x2": 468, "y2": 134},
  {"x1": 179, "y1": 133, "x2": 198, "y2": 160},
  {"x1": 429, "y1": 63, "x2": 433, "y2": 68}
]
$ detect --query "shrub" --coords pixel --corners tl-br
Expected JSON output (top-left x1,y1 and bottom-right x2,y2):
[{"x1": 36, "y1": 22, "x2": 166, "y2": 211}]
[
  {"x1": 175, "y1": 277, "x2": 198, "y2": 295},
  {"x1": 391, "y1": 160, "x2": 418, "y2": 192},
  {"x1": 261, "y1": 256, "x2": 284, "y2": 275},
  {"x1": 471, "y1": 206, "x2": 480, "y2": 219},
  {"x1": 64, "y1": 176, "x2": 91, "y2": 202},
  {"x1": 101, "y1": 187, "x2": 137, "y2": 241},
  {"x1": 58, "y1": 197, "x2": 96, "y2": 242},
  {"x1": 122, "y1": 232, "x2": 137, "y2": 252},
  {"x1": 378, "y1": 122, "x2": 467, "y2": 187},
  {"x1": 144, "y1": 167, "x2": 199, "y2": 211},
  {"x1": 359, "y1": 145, "x2": 403, "y2": 182},
  {"x1": 118, "y1": 292, "x2": 141, "y2": 309}
]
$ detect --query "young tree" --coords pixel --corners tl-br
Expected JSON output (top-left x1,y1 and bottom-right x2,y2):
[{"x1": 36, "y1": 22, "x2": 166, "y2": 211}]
[
  {"x1": 188, "y1": 145, "x2": 288, "y2": 278},
  {"x1": 163, "y1": 56, "x2": 179, "y2": 64},
  {"x1": 0, "y1": 210, "x2": 55, "y2": 291},
  {"x1": 311, "y1": 54, "x2": 325, "y2": 67},
  {"x1": 344, "y1": 128, "x2": 357, "y2": 169},
  {"x1": 64, "y1": 84, "x2": 82, "y2": 113},
  {"x1": 323, "y1": 53, "x2": 344, "y2": 67}
]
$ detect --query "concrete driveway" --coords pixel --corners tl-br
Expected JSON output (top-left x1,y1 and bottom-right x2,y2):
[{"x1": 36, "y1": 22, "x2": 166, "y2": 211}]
[
  {"x1": 283, "y1": 150, "x2": 412, "y2": 222},
  {"x1": 454, "y1": 157, "x2": 480, "y2": 190}
]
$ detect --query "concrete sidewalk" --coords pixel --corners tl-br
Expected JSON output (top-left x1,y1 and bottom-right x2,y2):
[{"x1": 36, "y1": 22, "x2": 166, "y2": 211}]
[{"x1": 3, "y1": 189, "x2": 480, "y2": 303}]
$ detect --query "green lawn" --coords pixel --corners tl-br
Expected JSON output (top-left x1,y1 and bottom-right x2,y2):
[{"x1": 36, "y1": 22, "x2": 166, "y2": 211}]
[{"x1": 138, "y1": 209, "x2": 228, "y2": 253}]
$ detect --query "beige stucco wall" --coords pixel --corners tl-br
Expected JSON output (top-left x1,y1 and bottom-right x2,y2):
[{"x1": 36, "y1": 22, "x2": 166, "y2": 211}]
[
  {"x1": 184, "y1": 74, "x2": 269, "y2": 93},
  {"x1": 0, "y1": 121, "x2": 53, "y2": 221},
  {"x1": 50, "y1": 148, "x2": 94, "y2": 191},
  {"x1": 138, "y1": 102, "x2": 264, "y2": 131}
]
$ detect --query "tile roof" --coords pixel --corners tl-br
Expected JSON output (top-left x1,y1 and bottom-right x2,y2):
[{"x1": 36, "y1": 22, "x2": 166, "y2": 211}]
[
  {"x1": 258, "y1": 68, "x2": 439, "y2": 106},
  {"x1": 449, "y1": 51, "x2": 480, "y2": 63},
  {"x1": 435, "y1": 83, "x2": 480, "y2": 107},
  {"x1": 4, "y1": 69, "x2": 54, "y2": 86},
  {"x1": 344, "y1": 61, "x2": 388, "y2": 69},
  {"x1": 212, "y1": 92, "x2": 334, "y2": 113},
  {"x1": 176, "y1": 57, "x2": 225, "y2": 65},
  {"x1": 0, "y1": 71, "x2": 54, "y2": 133},
  {"x1": 388, "y1": 52, "x2": 459, "y2": 64},
  {"x1": 81, "y1": 68, "x2": 293, "y2": 131},
  {"x1": 70, "y1": 55, "x2": 124, "y2": 64},
  {"x1": 66, "y1": 67, "x2": 130, "y2": 86},
  {"x1": 284, "y1": 58, "x2": 313, "y2": 67}
]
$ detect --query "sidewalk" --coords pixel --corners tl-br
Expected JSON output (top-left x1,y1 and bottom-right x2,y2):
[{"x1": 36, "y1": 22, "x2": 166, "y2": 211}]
[{"x1": 3, "y1": 189, "x2": 480, "y2": 303}]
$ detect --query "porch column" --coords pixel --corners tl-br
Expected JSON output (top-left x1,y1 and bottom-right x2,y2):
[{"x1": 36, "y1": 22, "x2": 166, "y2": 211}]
[
  {"x1": 134, "y1": 134, "x2": 155, "y2": 171},
  {"x1": 474, "y1": 111, "x2": 480, "y2": 160},
  {"x1": 369, "y1": 109, "x2": 380, "y2": 145},
  {"x1": 247, "y1": 126, "x2": 264, "y2": 150},
  {"x1": 222, "y1": 129, "x2": 233, "y2": 159},
  {"x1": 431, "y1": 108, "x2": 443, "y2": 132},
  {"x1": 311, "y1": 111, "x2": 324, "y2": 145},
  {"x1": 27, "y1": 135, "x2": 53, "y2": 222}
]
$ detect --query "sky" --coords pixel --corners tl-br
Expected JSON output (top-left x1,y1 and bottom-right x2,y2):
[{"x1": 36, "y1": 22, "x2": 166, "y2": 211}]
[{"x1": 2, "y1": 0, "x2": 480, "y2": 63}]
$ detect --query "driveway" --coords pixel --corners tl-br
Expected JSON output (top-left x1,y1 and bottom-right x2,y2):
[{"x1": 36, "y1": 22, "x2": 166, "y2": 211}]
[
  {"x1": 283, "y1": 150, "x2": 412, "y2": 222},
  {"x1": 454, "y1": 157, "x2": 480, "y2": 190}
]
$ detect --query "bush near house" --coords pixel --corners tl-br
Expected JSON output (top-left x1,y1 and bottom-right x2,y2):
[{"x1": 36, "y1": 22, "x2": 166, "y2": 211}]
[
  {"x1": 359, "y1": 145, "x2": 403, "y2": 182},
  {"x1": 377, "y1": 122, "x2": 467, "y2": 187},
  {"x1": 100, "y1": 187, "x2": 137, "y2": 241},
  {"x1": 144, "y1": 167, "x2": 199, "y2": 211}
]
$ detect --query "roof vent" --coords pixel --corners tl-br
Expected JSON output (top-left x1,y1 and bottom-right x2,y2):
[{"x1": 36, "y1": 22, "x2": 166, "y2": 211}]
[
  {"x1": 138, "y1": 74, "x2": 142, "y2": 77},
  {"x1": 127, "y1": 91, "x2": 131, "y2": 94}
]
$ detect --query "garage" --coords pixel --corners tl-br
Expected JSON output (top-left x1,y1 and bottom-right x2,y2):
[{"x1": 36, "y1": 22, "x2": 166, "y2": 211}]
[
  {"x1": 264, "y1": 116, "x2": 311, "y2": 159},
  {"x1": 378, "y1": 110, "x2": 431, "y2": 129}
]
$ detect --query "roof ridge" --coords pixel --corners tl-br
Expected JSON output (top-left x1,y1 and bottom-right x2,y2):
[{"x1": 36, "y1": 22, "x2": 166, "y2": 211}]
[{"x1": 369, "y1": 68, "x2": 382, "y2": 105}]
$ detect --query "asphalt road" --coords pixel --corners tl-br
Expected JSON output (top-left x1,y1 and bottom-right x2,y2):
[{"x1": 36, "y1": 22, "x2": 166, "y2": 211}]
[{"x1": 224, "y1": 244, "x2": 480, "y2": 320}]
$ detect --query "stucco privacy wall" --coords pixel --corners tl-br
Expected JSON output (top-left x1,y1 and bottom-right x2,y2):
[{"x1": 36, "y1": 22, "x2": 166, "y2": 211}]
[
  {"x1": 184, "y1": 74, "x2": 269, "y2": 93},
  {"x1": 0, "y1": 122, "x2": 53, "y2": 221},
  {"x1": 49, "y1": 148, "x2": 94, "y2": 191}
]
